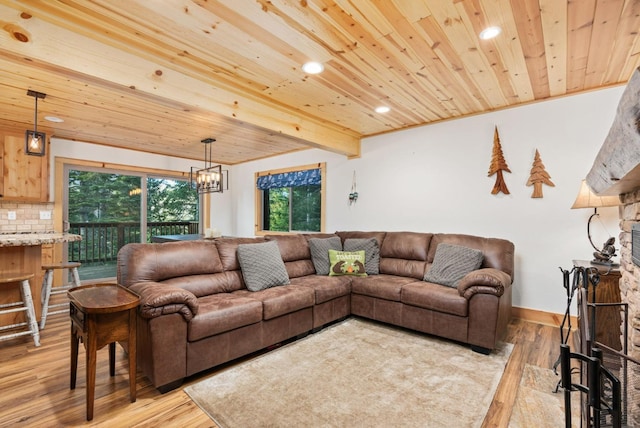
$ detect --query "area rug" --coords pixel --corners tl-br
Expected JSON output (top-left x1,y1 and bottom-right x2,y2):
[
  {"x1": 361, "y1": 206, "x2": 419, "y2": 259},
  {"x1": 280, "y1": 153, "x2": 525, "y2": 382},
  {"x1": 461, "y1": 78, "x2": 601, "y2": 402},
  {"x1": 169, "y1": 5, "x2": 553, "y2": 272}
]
[
  {"x1": 185, "y1": 318, "x2": 513, "y2": 428},
  {"x1": 510, "y1": 364, "x2": 581, "y2": 428}
]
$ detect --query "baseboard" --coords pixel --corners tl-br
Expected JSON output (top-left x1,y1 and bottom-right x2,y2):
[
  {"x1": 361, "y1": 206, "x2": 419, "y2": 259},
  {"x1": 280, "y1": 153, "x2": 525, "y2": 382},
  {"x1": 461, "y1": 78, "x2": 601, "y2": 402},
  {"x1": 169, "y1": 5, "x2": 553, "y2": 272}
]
[{"x1": 512, "y1": 306, "x2": 577, "y2": 327}]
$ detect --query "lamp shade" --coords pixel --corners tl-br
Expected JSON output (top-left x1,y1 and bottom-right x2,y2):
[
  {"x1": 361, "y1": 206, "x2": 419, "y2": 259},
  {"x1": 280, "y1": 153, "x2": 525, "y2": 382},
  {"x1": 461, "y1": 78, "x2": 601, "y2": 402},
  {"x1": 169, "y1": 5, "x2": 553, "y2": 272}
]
[{"x1": 570, "y1": 179, "x2": 620, "y2": 209}]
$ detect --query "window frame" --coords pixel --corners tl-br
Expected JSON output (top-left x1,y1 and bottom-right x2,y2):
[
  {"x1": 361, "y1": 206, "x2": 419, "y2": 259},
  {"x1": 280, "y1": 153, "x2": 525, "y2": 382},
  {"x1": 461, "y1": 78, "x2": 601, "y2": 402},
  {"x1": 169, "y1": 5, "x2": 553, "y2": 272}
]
[{"x1": 254, "y1": 162, "x2": 326, "y2": 236}]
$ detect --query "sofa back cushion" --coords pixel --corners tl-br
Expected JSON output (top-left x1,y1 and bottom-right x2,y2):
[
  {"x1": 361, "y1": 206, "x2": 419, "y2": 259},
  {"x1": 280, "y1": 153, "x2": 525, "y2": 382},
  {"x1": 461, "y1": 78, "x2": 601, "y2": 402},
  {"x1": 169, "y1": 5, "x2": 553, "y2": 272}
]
[
  {"x1": 117, "y1": 240, "x2": 224, "y2": 287},
  {"x1": 379, "y1": 232, "x2": 433, "y2": 279},
  {"x1": 336, "y1": 231, "x2": 386, "y2": 248},
  {"x1": 215, "y1": 237, "x2": 266, "y2": 271},
  {"x1": 428, "y1": 234, "x2": 515, "y2": 281},
  {"x1": 265, "y1": 234, "x2": 316, "y2": 278}
]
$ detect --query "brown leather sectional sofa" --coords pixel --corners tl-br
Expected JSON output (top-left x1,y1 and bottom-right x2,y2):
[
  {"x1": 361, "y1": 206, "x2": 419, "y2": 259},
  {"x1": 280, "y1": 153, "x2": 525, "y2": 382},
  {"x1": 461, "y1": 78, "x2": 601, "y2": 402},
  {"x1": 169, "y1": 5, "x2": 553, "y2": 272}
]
[{"x1": 117, "y1": 231, "x2": 515, "y2": 392}]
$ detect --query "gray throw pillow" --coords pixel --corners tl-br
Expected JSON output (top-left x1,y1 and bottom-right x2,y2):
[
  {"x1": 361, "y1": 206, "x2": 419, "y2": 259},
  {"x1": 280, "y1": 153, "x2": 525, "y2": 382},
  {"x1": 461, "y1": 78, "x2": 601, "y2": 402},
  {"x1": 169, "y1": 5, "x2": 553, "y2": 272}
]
[
  {"x1": 344, "y1": 238, "x2": 380, "y2": 275},
  {"x1": 237, "y1": 241, "x2": 290, "y2": 291},
  {"x1": 424, "y1": 243, "x2": 484, "y2": 288},
  {"x1": 308, "y1": 236, "x2": 342, "y2": 275}
]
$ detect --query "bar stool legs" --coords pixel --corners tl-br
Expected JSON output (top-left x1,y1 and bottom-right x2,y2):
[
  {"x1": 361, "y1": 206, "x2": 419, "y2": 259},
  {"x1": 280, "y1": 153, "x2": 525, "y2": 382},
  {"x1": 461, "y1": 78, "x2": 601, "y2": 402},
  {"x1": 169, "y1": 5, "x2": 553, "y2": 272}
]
[
  {"x1": 41, "y1": 262, "x2": 82, "y2": 329},
  {"x1": 0, "y1": 273, "x2": 40, "y2": 347}
]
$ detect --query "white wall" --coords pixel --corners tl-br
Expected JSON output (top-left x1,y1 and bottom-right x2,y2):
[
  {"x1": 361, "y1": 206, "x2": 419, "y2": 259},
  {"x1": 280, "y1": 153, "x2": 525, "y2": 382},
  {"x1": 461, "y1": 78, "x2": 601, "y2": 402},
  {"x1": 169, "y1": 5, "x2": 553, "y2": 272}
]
[
  {"x1": 230, "y1": 86, "x2": 625, "y2": 314},
  {"x1": 49, "y1": 139, "x2": 233, "y2": 233}
]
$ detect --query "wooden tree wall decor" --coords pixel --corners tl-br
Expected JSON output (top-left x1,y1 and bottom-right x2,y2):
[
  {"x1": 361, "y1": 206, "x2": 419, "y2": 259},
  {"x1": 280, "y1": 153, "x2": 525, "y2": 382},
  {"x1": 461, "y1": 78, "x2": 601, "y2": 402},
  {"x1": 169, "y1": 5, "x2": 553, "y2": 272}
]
[
  {"x1": 526, "y1": 149, "x2": 555, "y2": 198},
  {"x1": 488, "y1": 126, "x2": 511, "y2": 195}
]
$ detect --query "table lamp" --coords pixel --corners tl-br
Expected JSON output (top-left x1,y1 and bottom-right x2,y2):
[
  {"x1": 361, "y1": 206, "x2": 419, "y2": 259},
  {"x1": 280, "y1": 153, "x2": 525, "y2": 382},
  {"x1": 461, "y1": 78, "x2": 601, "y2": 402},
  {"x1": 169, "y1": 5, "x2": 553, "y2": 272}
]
[{"x1": 571, "y1": 180, "x2": 621, "y2": 265}]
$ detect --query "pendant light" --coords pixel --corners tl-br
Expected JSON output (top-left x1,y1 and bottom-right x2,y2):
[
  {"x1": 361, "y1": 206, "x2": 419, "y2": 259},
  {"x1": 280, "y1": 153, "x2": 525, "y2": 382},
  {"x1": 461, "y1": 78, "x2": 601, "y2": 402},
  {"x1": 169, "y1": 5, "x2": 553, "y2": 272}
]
[{"x1": 25, "y1": 90, "x2": 47, "y2": 156}]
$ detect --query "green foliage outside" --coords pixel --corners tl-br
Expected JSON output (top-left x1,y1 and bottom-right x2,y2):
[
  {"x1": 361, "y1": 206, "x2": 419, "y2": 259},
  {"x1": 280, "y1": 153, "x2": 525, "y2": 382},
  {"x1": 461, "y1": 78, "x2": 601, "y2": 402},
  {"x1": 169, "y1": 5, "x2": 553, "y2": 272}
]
[
  {"x1": 147, "y1": 177, "x2": 199, "y2": 222},
  {"x1": 291, "y1": 185, "x2": 321, "y2": 231},
  {"x1": 265, "y1": 185, "x2": 320, "y2": 232},
  {"x1": 267, "y1": 187, "x2": 289, "y2": 232},
  {"x1": 68, "y1": 171, "x2": 199, "y2": 279},
  {"x1": 68, "y1": 171, "x2": 198, "y2": 223}
]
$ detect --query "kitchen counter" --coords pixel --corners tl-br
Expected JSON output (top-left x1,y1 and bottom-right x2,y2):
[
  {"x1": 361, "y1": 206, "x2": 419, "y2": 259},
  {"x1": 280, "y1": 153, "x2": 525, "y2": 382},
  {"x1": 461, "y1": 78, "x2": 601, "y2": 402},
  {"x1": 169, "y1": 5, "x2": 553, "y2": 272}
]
[
  {"x1": 0, "y1": 232, "x2": 82, "y2": 247},
  {"x1": 0, "y1": 232, "x2": 82, "y2": 327}
]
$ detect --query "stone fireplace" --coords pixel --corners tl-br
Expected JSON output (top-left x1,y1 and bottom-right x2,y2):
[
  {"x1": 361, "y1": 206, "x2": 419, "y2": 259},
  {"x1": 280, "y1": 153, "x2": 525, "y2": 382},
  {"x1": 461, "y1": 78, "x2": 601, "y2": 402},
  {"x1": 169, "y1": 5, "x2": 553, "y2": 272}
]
[
  {"x1": 618, "y1": 192, "x2": 640, "y2": 427},
  {"x1": 587, "y1": 66, "x2": 640, "y2": 426}
]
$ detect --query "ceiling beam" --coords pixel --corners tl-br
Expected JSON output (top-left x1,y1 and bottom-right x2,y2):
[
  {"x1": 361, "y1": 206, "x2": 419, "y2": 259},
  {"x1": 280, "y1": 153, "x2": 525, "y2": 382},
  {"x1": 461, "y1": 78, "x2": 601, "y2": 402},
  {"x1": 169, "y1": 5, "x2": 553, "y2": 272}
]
[{"x1": 0, "y1": 4, "x2": 361, "y2": 158}]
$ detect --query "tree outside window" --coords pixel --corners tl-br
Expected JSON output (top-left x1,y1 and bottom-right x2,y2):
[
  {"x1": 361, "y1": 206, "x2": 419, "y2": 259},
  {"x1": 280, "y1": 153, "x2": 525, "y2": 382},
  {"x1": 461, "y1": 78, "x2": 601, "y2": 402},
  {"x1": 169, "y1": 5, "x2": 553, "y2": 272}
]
[{"x1": 256, "y1": 163, "x2": 325, "y2": 234}]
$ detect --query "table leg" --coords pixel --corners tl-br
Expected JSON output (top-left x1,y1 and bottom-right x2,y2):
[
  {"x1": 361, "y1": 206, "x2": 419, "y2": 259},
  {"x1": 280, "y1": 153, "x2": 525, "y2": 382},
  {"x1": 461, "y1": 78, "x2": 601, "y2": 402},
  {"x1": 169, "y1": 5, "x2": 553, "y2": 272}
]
[
  {"x1": 86, "y1": 322, "x2": 97, "y2": 421},
  {"x1": 70, "y1": 324, "x2": 79, "y2": 390},
  {"x1": 109, "y1": 342, "x2": 116, "y2": 377},
  {"x1": 128, "y1": 308, "x2": 137, "y2": 402}
]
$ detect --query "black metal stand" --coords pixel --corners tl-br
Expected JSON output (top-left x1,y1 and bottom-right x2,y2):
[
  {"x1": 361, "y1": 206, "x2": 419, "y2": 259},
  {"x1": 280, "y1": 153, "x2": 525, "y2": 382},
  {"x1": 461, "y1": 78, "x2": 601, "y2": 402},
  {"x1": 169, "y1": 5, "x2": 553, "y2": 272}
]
[{"x1": 556, "y1": 266, "x2": 623, "y2": 428}]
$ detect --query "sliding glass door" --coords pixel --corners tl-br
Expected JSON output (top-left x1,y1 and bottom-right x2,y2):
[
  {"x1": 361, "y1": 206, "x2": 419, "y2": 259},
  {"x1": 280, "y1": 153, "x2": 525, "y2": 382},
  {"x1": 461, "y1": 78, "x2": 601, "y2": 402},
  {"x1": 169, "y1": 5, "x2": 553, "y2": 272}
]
[{"x1": 65, "y1": 166, "x2": 198, "y2": 282}]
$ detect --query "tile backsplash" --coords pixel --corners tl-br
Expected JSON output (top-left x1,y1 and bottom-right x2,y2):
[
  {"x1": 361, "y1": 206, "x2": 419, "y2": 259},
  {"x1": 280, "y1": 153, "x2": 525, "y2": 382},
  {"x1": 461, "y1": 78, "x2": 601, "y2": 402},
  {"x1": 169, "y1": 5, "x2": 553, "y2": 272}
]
[{"x1": 0, "y1": 202, "x2": 55, "y2": 233}]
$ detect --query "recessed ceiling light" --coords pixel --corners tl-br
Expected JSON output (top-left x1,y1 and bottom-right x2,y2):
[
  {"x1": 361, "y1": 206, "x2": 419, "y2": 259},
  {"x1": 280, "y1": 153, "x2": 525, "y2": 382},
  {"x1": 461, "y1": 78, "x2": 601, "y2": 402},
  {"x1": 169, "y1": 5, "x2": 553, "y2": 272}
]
[
  {"x1": 479, "y1": 26, "x2": 501, "y2": 40},
  {"x1": 44, "y1": 116, "x2": 64, "y2": 123},
  {"x1": 302, "y1": 61, "x2": 324, "y2": 74},
  {"x1": 375, "y1": 106, "x2": 390, "y2": 114}
]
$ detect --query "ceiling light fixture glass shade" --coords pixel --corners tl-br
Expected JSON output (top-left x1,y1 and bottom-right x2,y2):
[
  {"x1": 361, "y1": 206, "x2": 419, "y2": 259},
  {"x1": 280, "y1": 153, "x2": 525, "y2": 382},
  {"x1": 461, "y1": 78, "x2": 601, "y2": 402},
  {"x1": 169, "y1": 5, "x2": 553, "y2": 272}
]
[
  {"x1": 25, "y1": 90, "x2": 47, "y2": 156},
  {"x1": 190, "y1": 138, "x2": 226, "y2": 194},
  {"x1": 375, "y1": 106, "x2": 390, "y2": 113},
  {"x1": 302, "y1": 61, "x2": 324, "y2": 74},
  {"x1": 479, "y1": 26, "x2": 501, "y2": 40}
]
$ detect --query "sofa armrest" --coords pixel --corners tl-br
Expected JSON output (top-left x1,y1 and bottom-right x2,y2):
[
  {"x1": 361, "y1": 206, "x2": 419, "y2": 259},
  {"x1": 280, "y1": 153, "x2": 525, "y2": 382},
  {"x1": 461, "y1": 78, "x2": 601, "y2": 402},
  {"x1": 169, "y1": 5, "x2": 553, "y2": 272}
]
[
  {"x1": 457, "y1": 268, "x2": 511, "y2": 300},
  {"x1": 128, "y1": 281, "x2": 199, "y2": 321}
]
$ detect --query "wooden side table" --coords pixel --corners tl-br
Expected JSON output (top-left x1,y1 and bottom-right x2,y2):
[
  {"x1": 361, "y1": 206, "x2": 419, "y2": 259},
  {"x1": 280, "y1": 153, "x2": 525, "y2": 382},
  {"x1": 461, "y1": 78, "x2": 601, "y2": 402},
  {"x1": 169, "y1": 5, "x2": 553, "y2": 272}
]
[{"x1": 68, "y1": 283, "x2": 140, "y2": 421}]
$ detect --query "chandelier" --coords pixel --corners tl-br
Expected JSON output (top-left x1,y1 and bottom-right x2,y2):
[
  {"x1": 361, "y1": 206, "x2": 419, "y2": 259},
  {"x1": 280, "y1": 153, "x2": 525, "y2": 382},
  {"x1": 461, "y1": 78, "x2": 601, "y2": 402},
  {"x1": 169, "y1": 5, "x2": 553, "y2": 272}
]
[{"x1": 190, "y1": 138, "x2": 225, "y2": 194}]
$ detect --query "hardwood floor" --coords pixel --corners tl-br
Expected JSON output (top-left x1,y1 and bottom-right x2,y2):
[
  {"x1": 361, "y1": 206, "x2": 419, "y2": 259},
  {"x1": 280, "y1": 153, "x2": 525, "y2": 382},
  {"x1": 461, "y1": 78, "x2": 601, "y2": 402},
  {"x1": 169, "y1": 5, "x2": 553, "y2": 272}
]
[{"x1": 0, "y1": 315, "x2": 565, "y2": 427}]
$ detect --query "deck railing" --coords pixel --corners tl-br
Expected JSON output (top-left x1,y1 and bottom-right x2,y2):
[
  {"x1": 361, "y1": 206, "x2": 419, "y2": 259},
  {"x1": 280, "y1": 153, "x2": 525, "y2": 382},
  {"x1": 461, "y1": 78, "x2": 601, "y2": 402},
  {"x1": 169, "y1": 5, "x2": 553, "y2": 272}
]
[{"x1": 68, "y1": 221, "x2": 198, "y2": 264}]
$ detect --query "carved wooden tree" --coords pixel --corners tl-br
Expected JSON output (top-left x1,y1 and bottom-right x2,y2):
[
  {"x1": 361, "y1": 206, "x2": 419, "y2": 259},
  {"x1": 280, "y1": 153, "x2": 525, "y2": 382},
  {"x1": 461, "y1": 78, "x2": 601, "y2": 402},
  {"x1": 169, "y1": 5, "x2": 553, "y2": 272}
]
[
  {"x1": 526, "y1": 149, "x2": 555, "y2": 198},
  {"x1": 488, "y1": 126, "x2": 511, "y2": 195}
]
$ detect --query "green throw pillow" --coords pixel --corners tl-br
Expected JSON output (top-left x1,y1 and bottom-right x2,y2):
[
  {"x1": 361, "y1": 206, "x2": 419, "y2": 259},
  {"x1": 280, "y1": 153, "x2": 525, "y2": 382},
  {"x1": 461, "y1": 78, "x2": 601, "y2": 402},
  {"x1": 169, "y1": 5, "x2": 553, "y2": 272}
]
[{"x1": 328, "y1": 249, "x2": 367, "y2": 277}]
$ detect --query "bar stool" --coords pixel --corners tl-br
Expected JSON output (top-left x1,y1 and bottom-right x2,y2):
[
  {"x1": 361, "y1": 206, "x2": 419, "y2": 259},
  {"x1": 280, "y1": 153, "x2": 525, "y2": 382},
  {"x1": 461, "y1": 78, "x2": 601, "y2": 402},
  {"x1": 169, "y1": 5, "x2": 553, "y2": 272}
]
[
  {"x1": 0, "y1": 273, "x2": 41, "y2": 347},
  {"x1": 40, "y1": 262, "x2": 82, "y2": 329}
]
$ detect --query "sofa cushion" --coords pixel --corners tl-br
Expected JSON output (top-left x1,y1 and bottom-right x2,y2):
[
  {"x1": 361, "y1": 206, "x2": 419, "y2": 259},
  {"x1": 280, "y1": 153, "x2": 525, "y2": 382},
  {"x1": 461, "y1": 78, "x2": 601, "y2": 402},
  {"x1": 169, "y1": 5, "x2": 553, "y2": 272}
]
[
  {"x1": 215, "y1": 237, "x2": 266, "y2": 271},
  {"x1": 378, "y1": 232, "x2": 433, "y2": 279},
  {"x1": 329, "y1": 250, "x2": 367, "y2": 277},
  {"x1": 237, "y1": 241, "x2": 290, "y2": 291},
  {"x1": 283, "y1": 259, "x2": 317, "y2": 279},
  {"x1": 401, "y1": 281, "x2": 468, "y2": 317},
  {"x1": 429, "y1": 234, "x2": 515, "y2": 280},
  {"x1": 265, "y1": 234, "x2": 312, "y2": 262},
  {"x1": 163, "y1": 272, "x2": 241, "y2": 296},
  {"x1": 289, "y1": 275, "x2": 351, "y2": 304},
  {"x1": 336, "y1": 231, "x2": 386, "y2": 248},
  {"x1": 308, "y1": 236, "x2": 342, "y2": 275},
  {"x1": 424, "y1": 243, "x2": 484, "y2": 288},
  {"x1": 234, "y1": 285, "x2": 315, "y2": 320},
  {"x1": 117, "y1": 241, "x2": 224, "y2": 286},
  {"x1": 266, "y1": 234, "x2": 317, "y2": 278},
  {"x1": 188, "y1": 294, "x2": 263, "y2": 341},
  {"x1": 351, "y1": 274, "x2": 417, "y2": 302},
  {"x1": 344, "y1": 238, "x2": 380, "y2": 275}
]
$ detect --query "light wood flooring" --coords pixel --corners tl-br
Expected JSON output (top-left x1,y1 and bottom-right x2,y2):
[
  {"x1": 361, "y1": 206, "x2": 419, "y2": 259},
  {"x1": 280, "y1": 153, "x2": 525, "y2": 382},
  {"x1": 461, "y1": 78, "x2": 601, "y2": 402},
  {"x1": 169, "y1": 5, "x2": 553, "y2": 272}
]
[{"x1": 0, "y1": 314, "x2": 564, "y2": 427}]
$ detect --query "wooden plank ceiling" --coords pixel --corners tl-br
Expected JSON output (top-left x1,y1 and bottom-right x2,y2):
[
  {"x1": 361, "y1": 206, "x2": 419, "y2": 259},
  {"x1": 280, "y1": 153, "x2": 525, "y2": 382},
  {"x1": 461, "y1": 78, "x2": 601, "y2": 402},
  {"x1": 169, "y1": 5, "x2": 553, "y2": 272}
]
[{"x1": 0, "y1": 0, "x2": 639, "y2": 165}]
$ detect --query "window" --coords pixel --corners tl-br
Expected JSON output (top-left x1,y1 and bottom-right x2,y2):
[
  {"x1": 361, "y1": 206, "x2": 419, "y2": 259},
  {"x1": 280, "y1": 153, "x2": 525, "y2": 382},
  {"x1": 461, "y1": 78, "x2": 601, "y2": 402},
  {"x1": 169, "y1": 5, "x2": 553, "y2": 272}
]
[
  {"x1": 62, "y1": 162, "x2": 199, "y2": 282},
  {"x1": 255, "y1": 163, "x2": 326, "y2": 234}
]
